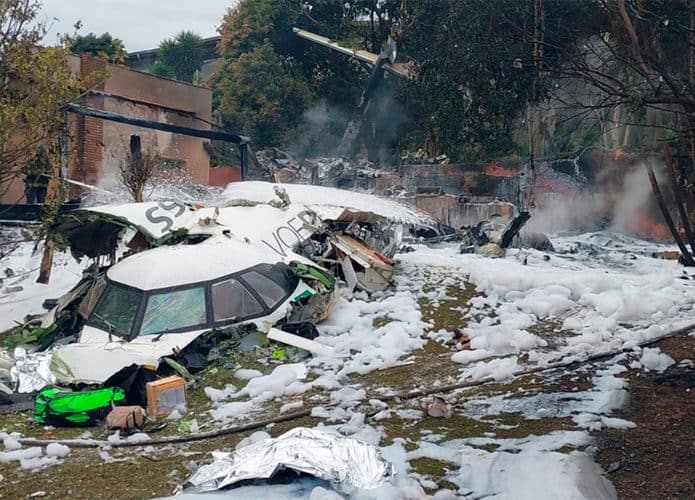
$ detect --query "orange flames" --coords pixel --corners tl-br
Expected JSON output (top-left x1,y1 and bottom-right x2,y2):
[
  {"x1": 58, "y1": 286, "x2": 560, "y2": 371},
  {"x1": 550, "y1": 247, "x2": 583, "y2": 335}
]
[
  {"x1": 484, "y1": 163, "x2": 518, "y2": 177},
  {"x1": 632, "y1": 213, "x2": 672, "y2": 241}
]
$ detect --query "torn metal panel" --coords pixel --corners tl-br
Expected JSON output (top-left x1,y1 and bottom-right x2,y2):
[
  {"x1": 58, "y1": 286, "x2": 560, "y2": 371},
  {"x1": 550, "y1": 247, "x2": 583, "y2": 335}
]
[
  {"x1": 221, "y1": 181, "x2": 433, "y2": 226},
  {"x1": 332, "y1": 234, "x2": 394, "y2": 292},
  {"x1": 340, "y1": 256, "x2": 359, "y2": 293},
  {"x1": 217, "y1": 182, "x2": 420, "y2": 291},
  {"x1": 85, "y1": 201, "x2": 200, "y2": 241},
  {"x1": 184, "y1": 427, "x2": 394, "y2": 493},
  {"x1": 55, "y1": 182, "x2": 429, "y2": 272},
  {"x1": 500, "y1": 211, "x2": 531, "y2": 249},
  {"x1": 214, "y1": 204, "x2": 333, "y2": 258},
  {"x1": 460, "y1": 211, "x2": 536, "y2": 256}
]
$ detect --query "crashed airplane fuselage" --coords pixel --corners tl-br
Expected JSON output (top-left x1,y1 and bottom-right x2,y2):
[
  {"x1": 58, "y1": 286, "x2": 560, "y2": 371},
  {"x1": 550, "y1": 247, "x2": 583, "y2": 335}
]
[
  {"x1": 61, "y1": 182, "x2": 435, "y2": 292},
  {"x1": 46, "y1": 237, "x2": 336, "y2": 386},
  {"x1": 12, "y1": 182, "x2": 431, "y2": 391}
]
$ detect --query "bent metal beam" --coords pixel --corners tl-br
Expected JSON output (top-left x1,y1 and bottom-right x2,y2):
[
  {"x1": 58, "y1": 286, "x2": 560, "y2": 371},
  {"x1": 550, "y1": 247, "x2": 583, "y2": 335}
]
[{"x1": 64, "y1": 103, "x2": 249, "y2": 145}]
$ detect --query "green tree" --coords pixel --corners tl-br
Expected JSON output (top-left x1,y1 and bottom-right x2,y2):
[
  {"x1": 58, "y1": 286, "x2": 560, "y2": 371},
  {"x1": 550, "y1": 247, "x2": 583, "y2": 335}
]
[
  {"x1": 213, "y1": 0, "x2": 397, "y2": 149},
  {"x1": 69, "y1": 32, "x2": 126, "y2": 63},
  {"x1": 214, "y1": 42, "x2": 313, "y2": 146},
  {"x1": 553, "y1": 0, "x2": 695, "y2": 159},
  {"x1": 0, "y1": 0, "x2": 90, "y2": 199},
  {"x1": 150, "y1": 31, "x2": 207, "y2": 83},
  {"x1": 398, "y1": 0, "x2": 599, "y2": 160}
]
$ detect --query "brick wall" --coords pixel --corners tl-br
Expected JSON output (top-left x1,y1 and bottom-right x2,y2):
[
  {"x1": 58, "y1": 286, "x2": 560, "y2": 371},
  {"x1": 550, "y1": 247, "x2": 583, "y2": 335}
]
[
  {"x1": 75, "y1": 56, "x2": 106, "y2": 185},
  {"x1": 209, "y1": 166, "x2": 242, "y2": 186}
]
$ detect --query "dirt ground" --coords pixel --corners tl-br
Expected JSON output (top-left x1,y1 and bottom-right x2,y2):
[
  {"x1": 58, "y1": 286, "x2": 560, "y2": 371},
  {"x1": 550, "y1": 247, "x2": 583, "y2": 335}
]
[{"x1": 595, "y1": 335, "x2": 695, "y2": 500}]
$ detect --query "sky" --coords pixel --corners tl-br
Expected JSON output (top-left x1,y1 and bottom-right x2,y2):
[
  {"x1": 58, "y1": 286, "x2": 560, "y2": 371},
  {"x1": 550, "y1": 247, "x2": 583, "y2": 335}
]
[{"x1": 39, "y1": 0, "x2": 235, "y2": 52}]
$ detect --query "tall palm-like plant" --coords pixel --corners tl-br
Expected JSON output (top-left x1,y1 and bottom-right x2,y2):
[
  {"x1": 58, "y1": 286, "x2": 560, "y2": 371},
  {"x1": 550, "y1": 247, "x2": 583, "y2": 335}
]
[{"x1": 150, "y1": 31, "x2": 206, "y2": 83}]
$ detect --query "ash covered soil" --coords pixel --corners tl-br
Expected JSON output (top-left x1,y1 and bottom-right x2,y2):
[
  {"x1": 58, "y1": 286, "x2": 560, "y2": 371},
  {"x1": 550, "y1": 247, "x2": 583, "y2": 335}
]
[{"x1": 0, "y1": 231, "x2": 694, "y2": 499}]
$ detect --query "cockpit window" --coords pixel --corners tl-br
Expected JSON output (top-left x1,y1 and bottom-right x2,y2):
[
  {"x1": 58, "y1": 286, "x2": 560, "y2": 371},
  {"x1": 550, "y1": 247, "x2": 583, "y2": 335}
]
[
  {"x1": 212, "y1": 278, "x2": 263, "y2": 322},
  {"x1": 140, "y1": 287, "x2": 207, "y2": 336},
  {"x1": 90, "y1": 283, "x2": 142, "y2": 338},
  {"x1": 87, "y1": 262, "x2": 300, "y2": 339},
  {"x1": 240, "y1": 270, "x2": 291, "y2": 309}
]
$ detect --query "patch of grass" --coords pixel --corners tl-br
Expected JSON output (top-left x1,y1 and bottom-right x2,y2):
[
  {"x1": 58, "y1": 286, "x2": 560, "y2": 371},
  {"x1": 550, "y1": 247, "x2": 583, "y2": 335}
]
[
  {"x1": 463, "y1": 371, "x2": 547, "y2": 397},
  {"x1": 0, "y1": 448, "x2": 192, "y2": 499},
  {"x1": 410, "y1": 457, "x2": 459, "y2": 491},
  {"x1": 418, "y1": 283, "x2": 479, "y2": 332},
  {"x1": 379, "y1": 413, "x2": 494, "y2": 449},
  {"x1": 372, "y1": 316, "x2": 393, "y2": 328},
  {"x1": 353, "y1": 341, "x2": 461, "y2": 392},
  {"x1": 473, "y1": 442, "x2": 500, "y2": 452},
  {"x1": 526, "y1": 319, "x2": 570, "y2": 349},
  {"x1": 485, "y1": 412, "x2": 577, "y2": 440}
]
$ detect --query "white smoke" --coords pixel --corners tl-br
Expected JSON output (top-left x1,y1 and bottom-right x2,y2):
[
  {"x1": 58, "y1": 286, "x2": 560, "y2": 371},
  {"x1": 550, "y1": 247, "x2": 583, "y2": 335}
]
[
  {"x1": 525, "y1": 192, "x2": 599, "y2": 234},
  {"x1": 527, "y1": 162, "x2": 668, "y2": 237},
  {"x1": 609, "y1": 164, "x2": 662, "y2": 235}
]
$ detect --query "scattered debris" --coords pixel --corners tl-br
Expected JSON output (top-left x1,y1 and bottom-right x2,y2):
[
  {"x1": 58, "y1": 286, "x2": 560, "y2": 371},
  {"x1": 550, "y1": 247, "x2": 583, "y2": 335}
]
[
  {"x1": 146, "y1": 376, "x2": 187, "y2": 420},
  {"x1": 266, "y1": 328, "x2": 334, "y2": 356},
  {"x1": 446, "y1": 328, "x2": 471, "y2": 350},
  {"x1": 219, "y1": 181, "x2": 435, "y2": 291},
  {"x1": 653, "y1": 250, "x2": 681, "y2": 261},
  {"x1": 33, "y1": 386, "x2": 126, "y2": 427},
  {"x1": 461, "y1": 211, "x2": 541, "y2": 256},
  {"x1": 106, "y1": 405, "x2": 146, "y2": 431},
  {"x1": 399, "y1": 149, "x2": 450, "y2": 165},
  {"x1": 419, "y1": 396, "x2": 454, "y2": 418},
  {"x1": 182, "y1": 427, "x2": 394, "y2": 493},
  {"x1": 253, "y1": 149, "x2": 380, "y2": 189}
]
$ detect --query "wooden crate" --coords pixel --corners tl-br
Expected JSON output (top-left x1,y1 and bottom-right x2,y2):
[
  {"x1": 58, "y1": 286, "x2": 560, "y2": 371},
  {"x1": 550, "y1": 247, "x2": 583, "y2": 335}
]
[{"x1": 145, "y1": 376, "x2": 187, "y2": 420}]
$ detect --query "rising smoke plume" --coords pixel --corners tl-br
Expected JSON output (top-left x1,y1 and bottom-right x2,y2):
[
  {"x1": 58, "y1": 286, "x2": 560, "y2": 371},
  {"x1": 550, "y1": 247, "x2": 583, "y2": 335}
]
[
  {"x1": 526, "y1": 161, "x2": 671, "y2": 240},
  {"x1": 291, "y1": 85, "x2": 407, "y2": 163}
]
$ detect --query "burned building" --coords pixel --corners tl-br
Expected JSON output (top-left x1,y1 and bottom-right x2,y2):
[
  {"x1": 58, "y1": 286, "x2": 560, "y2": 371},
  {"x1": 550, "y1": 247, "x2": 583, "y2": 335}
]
[{"x1": 0, "y1": 54, "x2": 239, "y2": 206}]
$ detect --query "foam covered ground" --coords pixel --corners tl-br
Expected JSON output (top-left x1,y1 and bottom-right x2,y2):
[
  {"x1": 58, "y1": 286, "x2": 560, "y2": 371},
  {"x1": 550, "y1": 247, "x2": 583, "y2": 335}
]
[
  {"x1": 3, "y1": 228, "x2": 692, "y2": 498},
  {"x1": 197, "y1": 233, "x2": 693, "y2": 498}
]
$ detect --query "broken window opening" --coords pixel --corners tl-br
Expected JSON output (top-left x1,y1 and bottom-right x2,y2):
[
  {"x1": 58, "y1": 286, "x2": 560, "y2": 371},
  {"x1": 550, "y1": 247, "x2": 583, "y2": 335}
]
[
  {"x1": 239, "y1": 270, "x2": 292, "y2": 309},
  {"x1": 129, "y1": 135, "x2": 142, "y2": 158},
  {"x1": 78, "y1": 275, "x2": 107, "y2": 319}
]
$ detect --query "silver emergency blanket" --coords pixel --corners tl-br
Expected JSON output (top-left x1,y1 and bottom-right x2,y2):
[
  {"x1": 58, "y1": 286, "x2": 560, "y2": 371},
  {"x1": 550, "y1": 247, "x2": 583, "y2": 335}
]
[
  {"x1": 184, "y1": 427, "x2": 394, "y2": 493},
  {"x1": 11, "y1": 348, "x2": 56, "y2": 393}
]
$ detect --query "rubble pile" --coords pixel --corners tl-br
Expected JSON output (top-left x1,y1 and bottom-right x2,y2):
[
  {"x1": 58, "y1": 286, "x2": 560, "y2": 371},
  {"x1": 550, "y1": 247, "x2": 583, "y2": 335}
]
[
  {"x1": 398, "y1": 149, "x2": 450, "y2": 165},
  {"x1": 2, "y1": 178, "x2": 692, "y2": 498},
  {"x1": 252, "y1": 148, "x2": 381, "y2": 190}
]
